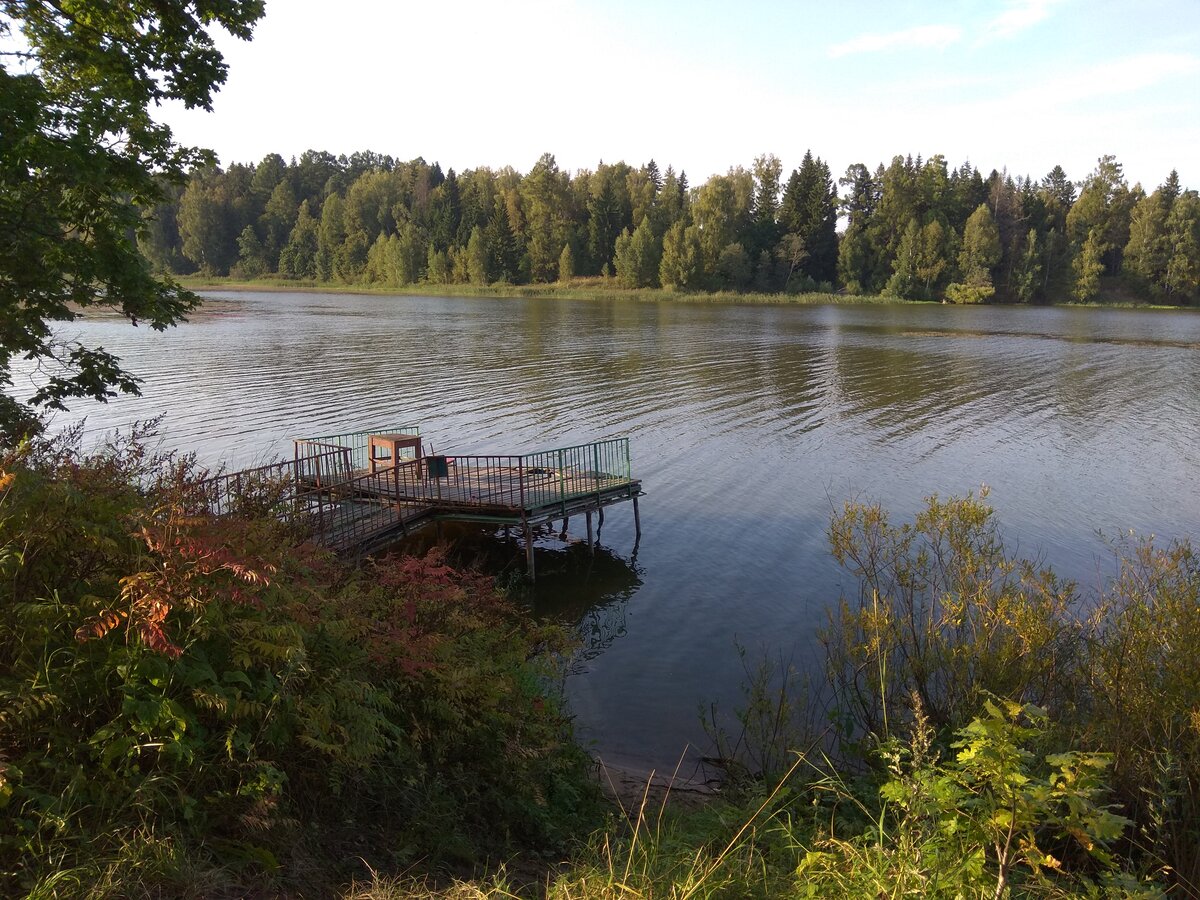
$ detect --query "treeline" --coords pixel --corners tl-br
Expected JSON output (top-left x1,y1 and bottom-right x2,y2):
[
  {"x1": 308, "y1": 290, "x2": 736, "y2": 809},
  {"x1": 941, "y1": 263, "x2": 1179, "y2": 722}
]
[{"x1": 142, "y1": 150, "x2": 1200, "y2": 304}]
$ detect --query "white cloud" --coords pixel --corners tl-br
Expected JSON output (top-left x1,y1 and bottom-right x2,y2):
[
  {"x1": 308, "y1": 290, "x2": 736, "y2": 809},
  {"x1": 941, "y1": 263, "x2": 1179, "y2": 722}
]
[
  {"x1": 1001, "y1": 52, "x2": 1200, "y2": 107},
  {"x1": 827, "y1": 24, "x2": 963, "y2": 58},
  {"x1": 985, "y1": 0, "x2": 1065, "y2": 39}
]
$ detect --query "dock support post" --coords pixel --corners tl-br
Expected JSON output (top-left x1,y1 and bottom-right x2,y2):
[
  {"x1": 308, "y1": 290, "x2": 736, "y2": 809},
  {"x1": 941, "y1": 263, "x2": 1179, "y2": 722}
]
[
  {"x1": 560, "y1": 516, "x2": 569, "y2": 540},
  {"x1": 632, "y1": 495, "x2": 642, "y2": 539},
  {"x1": 524, "y1": 519, "x2": 536, "y2": 580},
  {"x1": 585, "y1": 511, "x2": 594, "y2": 552}
]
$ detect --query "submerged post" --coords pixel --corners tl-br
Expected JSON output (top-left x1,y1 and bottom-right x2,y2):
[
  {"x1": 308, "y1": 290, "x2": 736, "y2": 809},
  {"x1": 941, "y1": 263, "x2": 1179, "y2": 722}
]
[
  {"x1": 585, "y1": 511, "x2": 594, "y2": 552},
  {"x1": 632, "y1": 494, "x2": 642, "y2": 539},
  {"x1": 524, "y1": 518, "x2": 536, "y2": 580}
]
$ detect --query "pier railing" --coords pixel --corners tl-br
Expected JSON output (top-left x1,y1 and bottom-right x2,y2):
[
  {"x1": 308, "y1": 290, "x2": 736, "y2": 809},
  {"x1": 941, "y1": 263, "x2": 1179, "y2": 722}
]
[
  {"x1": 193, "y1": 434, "x2": 634, "y2": 552},
  {"x1": 385, "y1": 437, "x2": 634, "y2": 512},
  {"x1": 525, "y1": 437, "x2": 632, "y2": 497},
  {"x1": 193, "y1": 445, "x2": 421, "y2": 552},
  {"x1": 192, "y1": 446, "x2": 345, "y2": 518}
]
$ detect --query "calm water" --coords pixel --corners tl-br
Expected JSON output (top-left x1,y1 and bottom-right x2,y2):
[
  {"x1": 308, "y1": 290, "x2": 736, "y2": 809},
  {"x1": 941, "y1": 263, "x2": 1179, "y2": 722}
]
[{"x1": 27, "y1": 292, "x2": 1200, "y2": 771}]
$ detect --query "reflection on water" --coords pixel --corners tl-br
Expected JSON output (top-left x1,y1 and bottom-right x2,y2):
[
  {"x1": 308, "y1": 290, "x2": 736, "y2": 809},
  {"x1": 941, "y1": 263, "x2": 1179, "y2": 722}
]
[
  {"x1": 20, "y1": 292, "x2": 1200, "y2": 770},
  {"x1": 378, "y1": 520, "x2": 643, "y2": 670}
]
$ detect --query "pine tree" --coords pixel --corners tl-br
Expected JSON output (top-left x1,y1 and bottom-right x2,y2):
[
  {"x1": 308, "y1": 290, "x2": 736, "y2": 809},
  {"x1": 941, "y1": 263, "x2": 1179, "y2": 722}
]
[
  {"x1": 279, "y1": 200, "x2": 319, "y2": 280},
  {"x1": 235, "y1": 225, "x2": 267, "y2": 279},
  {"x1": 781, "y1": 151, "x2": 838, "y2": 283},
  {"x1": 645, "y1": 159, "x2": 662, "y2": 194},
  {"x1": 588, "y1": 177, "x2": 622, "y2": 274},
  {"x1": 1012, "y1": 230, "x2": 1042, "y2": 303},
  {"x1": 486, "y1": 201, "x2": 520, "y2": 282},
  {"x1": 751, "y1": 153, "x2": 783, "y2": 257},
  {"x1": 884, "y1": 219, "x2": 921, "y2": 299}
]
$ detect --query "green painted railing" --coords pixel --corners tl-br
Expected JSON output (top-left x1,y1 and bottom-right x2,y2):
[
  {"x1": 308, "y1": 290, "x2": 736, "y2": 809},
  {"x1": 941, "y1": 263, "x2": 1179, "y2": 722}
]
[
  {"x1": 523, "y1": 438, "x2": 632, "y2": 505},
  {"x1": 380, "y1": 437, "x2": 634, "y2": 512}
]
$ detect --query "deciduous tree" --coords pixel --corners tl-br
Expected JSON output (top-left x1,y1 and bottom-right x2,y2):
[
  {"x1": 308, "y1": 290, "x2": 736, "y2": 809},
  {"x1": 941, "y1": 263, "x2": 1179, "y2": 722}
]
[{"x1": 0, "y1": 0, "x2": 263, "y2": 417}]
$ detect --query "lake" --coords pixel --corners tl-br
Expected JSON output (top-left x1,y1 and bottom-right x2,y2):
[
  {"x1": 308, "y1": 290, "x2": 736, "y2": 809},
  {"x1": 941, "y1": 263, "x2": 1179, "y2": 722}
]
[{"x1": 30, "y1": 291, "x2": 1200, "y2": 773}]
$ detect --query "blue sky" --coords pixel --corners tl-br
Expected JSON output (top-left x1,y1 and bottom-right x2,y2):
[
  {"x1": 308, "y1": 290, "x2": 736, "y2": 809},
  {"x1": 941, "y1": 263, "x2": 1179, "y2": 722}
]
[{"x1": 160, "y1": 0, "x2": 1200, "y2": 190}]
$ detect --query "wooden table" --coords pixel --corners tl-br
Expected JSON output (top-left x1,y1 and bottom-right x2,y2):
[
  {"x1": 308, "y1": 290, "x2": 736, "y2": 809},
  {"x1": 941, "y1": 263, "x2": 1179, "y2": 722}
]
[{"x1": 368, "y1": 433, "x2": 423, "y2": 475}]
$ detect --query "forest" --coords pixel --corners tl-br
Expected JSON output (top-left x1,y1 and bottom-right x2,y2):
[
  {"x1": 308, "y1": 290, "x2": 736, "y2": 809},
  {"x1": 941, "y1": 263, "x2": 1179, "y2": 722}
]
[{"x1": 145, "y1": 150, "x2": 1200, "y2": 305}]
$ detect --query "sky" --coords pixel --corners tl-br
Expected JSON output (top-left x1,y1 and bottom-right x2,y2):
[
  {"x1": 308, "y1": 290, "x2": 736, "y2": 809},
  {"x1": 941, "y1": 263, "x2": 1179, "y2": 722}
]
[{"x1": 159, "y1": 0, "x2": 1200, "y2": 190}]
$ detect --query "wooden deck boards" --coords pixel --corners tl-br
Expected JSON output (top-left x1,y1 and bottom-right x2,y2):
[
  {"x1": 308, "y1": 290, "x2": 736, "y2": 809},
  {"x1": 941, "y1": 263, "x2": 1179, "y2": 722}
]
[{"x1": 352, "y1": 464, "x2": 637, "y2": 516}]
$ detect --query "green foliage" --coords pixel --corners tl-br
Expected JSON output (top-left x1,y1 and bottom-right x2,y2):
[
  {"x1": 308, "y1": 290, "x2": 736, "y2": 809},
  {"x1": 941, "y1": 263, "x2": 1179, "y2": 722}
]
[
  {"x1": 958, "y1": 204, "x2": 1001, "y2": 281},
  {"x1": 558, "y1": 243, "x2": 575, "y2": 283},
  {"x1": 1084, "y1": 536, "x2": 1200, "y2": 888},
  {"x1": 613, "y1": 217, "x2": 662, "y2": 289},
  {"x1": 426, "y1": 245, "x2": 451, "y2": 284},
  {"x1": 944, "y1": 280, "x2": 995, "y2": 304},
  {"x1": 659, "y1": 221, "x2": 703, "y2": 290},
  {"x1": 0, "y1": 1, "x2": 264, "y2": 412},
  {"x1": 466, "y1": 226, "x2": 489, "y2": 285},
  {"x1": 1068, "y1": 156, "x2": 1139, "y2": 277},
  {"x1": 794, "y1": 700, "x2": 1152, "y2": 899},
  {"x1": 278, "y1": 200, "x2": 320, "y2": 280},
  {"x1": 779, "y1": 151, "x2": 839, "y2": 284},
  {"x1": 1124, "y1": 187, "x2": 1175, "y2": 292},
  {"x1": 884, "y1": 219, "x2": 924, "y2": 299},
  {"x1": 234, "y1": 224, "x2": 268, "y2": 278},
  {"x1": 142, "y1": 146, "x2": 1200, "y2": 307},
  {"x1": 1012, "y1": 229, "x2": 1044, "y2": 303},
  {"x1": 823, "y1": 491, "x2": 1200, "y2": 891},
  {"x1": 824, "y1": 490, "x2": 1082, "y2": 742},
  {"x1": 1164, "y1": 191, "x2": 1200, "y2": 300},
  {"x1": 715, "y1": 243, "x2": 752, "y2": 291},
  {"x1": 0, "y1": 431, "x2": 601, "y2": 894},
  {"x1": 381, "y1": 699, "x2": 1153, "y2": 899},
  {"x1": 1073, "y1": 230, "x2": 1107, "y2": 302}
]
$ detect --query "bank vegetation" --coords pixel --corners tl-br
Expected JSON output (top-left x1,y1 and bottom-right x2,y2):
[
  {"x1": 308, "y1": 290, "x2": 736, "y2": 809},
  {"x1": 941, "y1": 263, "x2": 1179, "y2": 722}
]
[
  {"x1": 2, "y1": 421, "x2": 1197, "y2": 898},
  {"x1": 146, "y1": 150, "x2": 1200, "y2": 309}
]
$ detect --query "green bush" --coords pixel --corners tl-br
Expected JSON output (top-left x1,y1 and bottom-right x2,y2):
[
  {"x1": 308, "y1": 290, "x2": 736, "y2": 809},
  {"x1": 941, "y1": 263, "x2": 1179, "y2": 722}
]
[
  {"x1": 824, "y1": 490, "x2": 1081, "y2": 743},
  {"x1": 0, "y1": 430, "x2": 600, "y2": 896},
  {"x1": 792, "y1": 699, "x2": 1156, "y2": 898},
  {"x1": 1084, "y1": 537, "x2": 1200, "y2": 890},
  {"x1": 822, "y1": 492, "x2": 1200, "y2": 893}
]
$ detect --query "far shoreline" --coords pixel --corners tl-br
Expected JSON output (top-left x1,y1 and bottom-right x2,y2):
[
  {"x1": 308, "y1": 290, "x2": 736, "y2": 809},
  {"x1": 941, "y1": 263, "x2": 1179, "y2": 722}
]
[{"x1": 175, "y1": 275, "x2": 1194, "y2": 312}]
